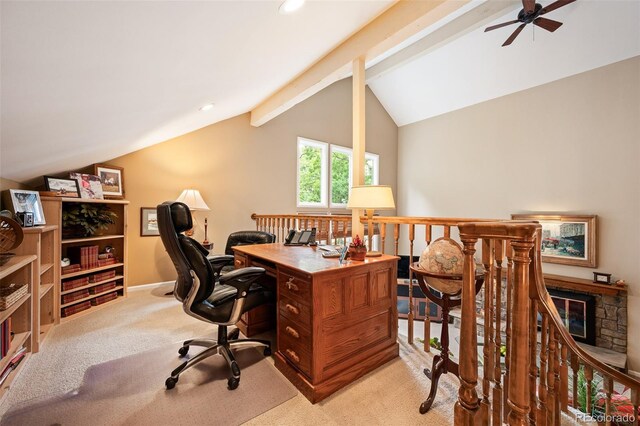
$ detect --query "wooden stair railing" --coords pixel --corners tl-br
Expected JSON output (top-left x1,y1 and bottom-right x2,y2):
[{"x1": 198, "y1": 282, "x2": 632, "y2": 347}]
[
  {"x1": 456, "y1": 221, "x2": 640, "y2": 426},
  {"x1": 251, "y1": 213, "x2": 496, "y2": 347}
]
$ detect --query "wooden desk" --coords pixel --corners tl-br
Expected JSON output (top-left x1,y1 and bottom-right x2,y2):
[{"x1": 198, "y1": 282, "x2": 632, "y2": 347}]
[{"x1": 233, "y1": 243, "x2": 399, "y2": 403}]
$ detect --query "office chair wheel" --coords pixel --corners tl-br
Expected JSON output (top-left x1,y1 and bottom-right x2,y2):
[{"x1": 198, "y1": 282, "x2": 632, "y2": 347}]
[
  {"x1": 228, "y1": 328, "x2": 240, "y2": 341},
  {"x1": 263, "y1": 347, "x2": 272, "y2": 356},
  {"x1": 227, "y1": 377, "x2": 240, "y2": 390},
  {"x1": 178, "y1": 346, "x2": 189, "y2": 356},
  {"x1": 165, "y1": 376, "x2": 178, "y2": 389}
]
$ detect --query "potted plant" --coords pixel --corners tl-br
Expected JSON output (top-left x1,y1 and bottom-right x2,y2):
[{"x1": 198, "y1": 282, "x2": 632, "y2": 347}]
[
  {"x1": 348, "y1": 235, "x2": 367, "y2": 261},
  {"x1": 62, "y1": 203, "x2": 117, "y2": 238}
]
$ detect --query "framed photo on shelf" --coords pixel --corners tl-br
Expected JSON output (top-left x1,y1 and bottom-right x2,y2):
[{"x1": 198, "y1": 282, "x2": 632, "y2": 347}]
[
  {"x1": 44, "y1": 176, "x2": 81, "y2": 198},
  {"x1": 8, "y1": 189, "x2": 46, "y2": 225},
  {"x1": 140, "y1": 207, "x2": 160, "y2": 236},
  {"x1": 511, "y1": 214, "x2": 597, "y2": 268},
  {"x1": 70, "y1": 173, "x2": 104, "y2": 200},
  {"x1": 94, "y1": 164, "x2": 124, "y2": 199}
]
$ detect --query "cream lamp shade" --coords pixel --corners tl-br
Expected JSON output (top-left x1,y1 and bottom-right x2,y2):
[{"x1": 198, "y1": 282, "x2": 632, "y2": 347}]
[
  {"x1": 346, "y1": 185, "x2": 395, "y2": 211},
  {"x1": 176, "y1": 189, "x2": 210, "y2": 211}
]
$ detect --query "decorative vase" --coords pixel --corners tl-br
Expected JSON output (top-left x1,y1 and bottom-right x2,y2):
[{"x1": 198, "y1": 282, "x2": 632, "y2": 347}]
[{"x1": 348, "y1": 246, "x2": 367, "y2": 261}]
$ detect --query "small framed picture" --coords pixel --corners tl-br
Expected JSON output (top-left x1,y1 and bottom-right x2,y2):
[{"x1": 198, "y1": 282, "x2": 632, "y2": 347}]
[
  {"x1": 141, "y1": 207, "x2": 160, "y2": 236},
  {"x1": 70, "y1": 173, "x2": 104, "y2": 200},
  {"x1": 593, "y1": 272, "x2": 611, "y2": 284},
  {"x1": 94, "y1": 164, "x2": 124, "y2": 199},
  {"x1": 44, "y1": 176, "x2": 81, "y2": 198},
  {"x1": 8, "y1": 189, "x2": 46, "y2": 225}
]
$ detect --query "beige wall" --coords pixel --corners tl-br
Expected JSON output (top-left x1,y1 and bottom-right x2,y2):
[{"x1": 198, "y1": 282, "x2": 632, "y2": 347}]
[
  {"x1": 397, "y1": 57, "x2": 640, "y2": 368},
  {"x1": 107, "y1": 77, "x2": 398, "y2": 286}
]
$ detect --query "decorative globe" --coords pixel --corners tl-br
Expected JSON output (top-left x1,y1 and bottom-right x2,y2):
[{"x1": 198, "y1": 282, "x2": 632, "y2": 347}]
[{"x1": 418, "y1": 237, "x2": 464, "y2": 295}]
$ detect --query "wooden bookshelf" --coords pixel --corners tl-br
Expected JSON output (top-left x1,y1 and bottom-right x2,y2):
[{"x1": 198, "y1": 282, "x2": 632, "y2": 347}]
[
  {"x1": 39, "y1": 197, "x2": 129, "y2": 321},
  {"x1": 0, "y1": 255, "x2": 34, "y2": 400}
]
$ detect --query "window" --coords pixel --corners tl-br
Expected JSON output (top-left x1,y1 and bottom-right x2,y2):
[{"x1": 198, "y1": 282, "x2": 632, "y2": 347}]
[
  {"x1": 297, "y1": 138, "x2": 328, "y2": 207},
  {"x1": 297, "y1": 137, "x2": 380, "y2": 208}
]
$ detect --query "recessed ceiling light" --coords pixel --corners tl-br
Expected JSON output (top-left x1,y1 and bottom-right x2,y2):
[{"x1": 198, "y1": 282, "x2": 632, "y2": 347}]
[
  {"x1": 199, "y1": 103, "x2": 214, "y2": 111},
  {"x1": 279, "y1": 0, "x2": 305, "y2": 14}
]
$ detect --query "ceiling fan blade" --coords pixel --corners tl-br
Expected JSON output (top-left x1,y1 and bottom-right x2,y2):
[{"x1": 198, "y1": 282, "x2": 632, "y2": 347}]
[
  {"x1": 534, "y1": 17, "x2": 563, "y2": 32},
  {"x1": 540, "y1": 0, "x2": 577, "y2": 15},
  {"x1": 485, "y1": 20, "x2": 520, "y2": 32},
  {"x1": 523, "y1": 0, "x2": 536, "y2": 14},
  {"x1": 502, "y1": 23, "x2": 526, "y2": 46}
]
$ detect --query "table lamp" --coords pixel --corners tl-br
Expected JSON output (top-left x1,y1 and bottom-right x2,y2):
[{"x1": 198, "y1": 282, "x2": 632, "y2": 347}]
[
  {"x1": 347, "y1": 185, "x2": 395, "y2": 253},
  {"x1": 176, "y1": 189, "x2": 210, "y2": 242}
]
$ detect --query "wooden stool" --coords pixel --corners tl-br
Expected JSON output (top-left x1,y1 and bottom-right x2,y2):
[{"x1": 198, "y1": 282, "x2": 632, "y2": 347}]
[{"x1": 410, "y1": 263, "x2": 484, "y2": 414}]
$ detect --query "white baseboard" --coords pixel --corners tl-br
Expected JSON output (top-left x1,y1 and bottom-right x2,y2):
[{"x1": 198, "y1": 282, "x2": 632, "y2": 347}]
[{"x1": 128, "y1": 281, "x2": 174, "y2": 291}]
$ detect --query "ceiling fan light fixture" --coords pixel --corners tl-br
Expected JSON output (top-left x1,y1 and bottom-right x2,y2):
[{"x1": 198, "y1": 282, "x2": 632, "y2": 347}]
[{"x1": 279, "y1": 0, "x2": 305, "y2": 15}]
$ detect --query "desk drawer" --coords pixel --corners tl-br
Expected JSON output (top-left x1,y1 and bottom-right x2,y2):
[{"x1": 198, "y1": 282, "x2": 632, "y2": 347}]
[
  {"x1": 234, "y1": 253, "x2": 247, "y2": 269},
  {"x1": 278, "y1": 270, "x2": 311, "y2": 302},
  {"x1": 279, "y1": 333, "x2": 312, "y2": 377},
  {"x1": 279, "y1": 314, "x2": 311, "y2": 348},
  {"x1": 279, "y1": 295, "x2": 311, "y2": 329}
]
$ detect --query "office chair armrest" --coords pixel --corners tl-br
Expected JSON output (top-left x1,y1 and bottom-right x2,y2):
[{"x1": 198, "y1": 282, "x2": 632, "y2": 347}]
[
  {"x1": 207, "y1": 255, "x2": 235, "y2": 276},
  {"x1": 219, "y1": 266, "x2": 265, "y2": 296}
]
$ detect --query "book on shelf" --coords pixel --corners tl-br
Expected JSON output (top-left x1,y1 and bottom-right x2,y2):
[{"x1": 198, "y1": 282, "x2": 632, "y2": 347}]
[
  {"x1": 61, "y1": 289, "x2": 90, "y2": 305},
  {"x1": 0, "y1": 348, "x2": 27, "y2": 386},
  {"x1": 0, "y1": 318, "x2": 12, "y2": 359},
  {"x1": 91, "y1": 292, "x2": 118, "y2": 306},
  {"x1": 89, "y1": 270, "x2": 116, "y2": 283},
  {"x1": 61, "y1": 276, "x2": 90, "y2": 292},
  {"x1": 68, "y1": 245, "x2": 100, "y2": 270},
  {"x1": 97, "y1": 258, "x2": 117, "y2": 267},
  {"x1": 89, "y1": 282, "x2": 117, "y2": 295},
  {"x1": 98, "y1": 253, "x2": 115, "y2": 260},
  {"x1": 62, "y1": 264, "x2": 82, "y2": 274},
  {"x1": 61, "y1": 300, "x2": 92, "y2": 317}
]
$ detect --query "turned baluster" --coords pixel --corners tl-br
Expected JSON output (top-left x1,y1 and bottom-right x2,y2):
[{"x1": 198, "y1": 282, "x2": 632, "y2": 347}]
[
  {"x1": 379, "y1": 222, "x2": 386, "y2": 254},
  {"x1": 552, "y1": 326, "x2": 561, "y2": 422},
  {"x1": 493, "y1": 240, "x2": 505, "y2": 426},
  {"x1": 393, "y1": 224, "x2": 400, "y2": 256},
  {"x1": 585, "y1": 365, "x2": 594, "y2": 415},
  {"x1": 503, "y1": 243, "x2": 514, "y2": 420},
  {"x1": 423, "y1": 224, "x2": 432, "y2": 353},
  {"x1": 560, "y1": 344, "x2": 569, "y2": 413},
  {"x1": 408, "y1": 224, "x2": 415, "y2": 344},
  {"x1": 529, "y1": 301, "x2": 540, "y2": 426},
  {"x1": 547, "y1": 327, "x2": 557, "y2": 425},
  {"x1": 481, "y1": 239, "x2": 495, "y2": 423},
  {"x1": 570, "y1": 354, "x2": 579, "y2": 410},
  {"x1": 454, "y1": 236, "x2": 481, "y2": 424},
  {"x1": 603, "y1": 376, "x2": 613, "y2": 426},
  {"x1": 444, "y1": 225, "x2": 451, "y2": 239},
  {"x1": 538, "y1": 313, "x2": 549, "y2": 426}
]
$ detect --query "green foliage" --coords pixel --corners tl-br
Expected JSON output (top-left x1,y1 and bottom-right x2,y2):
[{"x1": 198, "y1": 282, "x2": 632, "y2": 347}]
[
  {"x1": 576, "y1": 366, "x2": 602, "y2": 416},
  {"x1": 331, "y1": 151, "x2": 350, "y2": 204},
  {"x1": 62, "y1": 203, "x2": 117, "y2": 237},
  {"x1": 298, "y1": 146, "x2": 322, "y2": 203},
  {"x1": 364, "y1": 158, "x2": 374, "y2": 185}
]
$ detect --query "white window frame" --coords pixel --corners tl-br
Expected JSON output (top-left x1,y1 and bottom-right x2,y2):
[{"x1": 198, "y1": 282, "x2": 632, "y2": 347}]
[
  {"x1": 297, "y1": 137, "x2": 328, "y2": 208},
  {"x1": 329, "y1": 145, "x2": 353, "y2": 208},
  {"x1": 365, "y1": 152, "x2": 380, "y2": 185}
]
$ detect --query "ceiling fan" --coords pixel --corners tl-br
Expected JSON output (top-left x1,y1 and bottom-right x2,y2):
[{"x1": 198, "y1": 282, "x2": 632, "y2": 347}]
[{"x1": 485, "y1": 0, "x2": 576, "y2": 47}]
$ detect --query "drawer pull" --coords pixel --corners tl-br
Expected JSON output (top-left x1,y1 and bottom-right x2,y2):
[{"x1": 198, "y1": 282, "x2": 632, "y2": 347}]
[
  {"x1": 285, "y1": 277, "x2": 299, "y2": 292},
  {"x1": 285, "y1": 349, "x2": 300, "y2": 363},
  {"x1": 285, "y1": 303, "x2": 299, "y2": 315},
  {"x1": 285, "y1": 326, "x2": 299, "y2": 339}
]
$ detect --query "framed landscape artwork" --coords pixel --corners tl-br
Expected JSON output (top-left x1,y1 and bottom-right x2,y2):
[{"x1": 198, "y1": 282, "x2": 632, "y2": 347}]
[
  {"x1": 511, "y1": 214, "x2": 597, "y2": 268},
  {"x1": 140, "y1": 207, "x2": 159, "y2": 236},
  {"x1": 94, "y1": 164, "x2": 124, "y2": 199},
  {"x1": 44, "y1": 176, "x2": 81, "y2": 198}
]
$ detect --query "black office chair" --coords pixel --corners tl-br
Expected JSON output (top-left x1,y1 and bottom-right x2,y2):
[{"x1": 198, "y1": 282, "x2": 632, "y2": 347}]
[
  {"x1": 157, "y1": 201, "x2": 273, "y2": 390},
  {"x1": 221, "y1": 230, "x2": 276, "y2": 272}
]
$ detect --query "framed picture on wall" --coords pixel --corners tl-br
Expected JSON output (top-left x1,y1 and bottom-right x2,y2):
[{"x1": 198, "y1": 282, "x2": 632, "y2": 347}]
[
  {"x1": 94, "y1": 164, "x2": 124, "y2": 199},
  {"x1": 141, "y1": 207, "x2": 160, "y2": 236},
  {"x1": 511, "y1": 214, "x2": 597, "y2": 268}
]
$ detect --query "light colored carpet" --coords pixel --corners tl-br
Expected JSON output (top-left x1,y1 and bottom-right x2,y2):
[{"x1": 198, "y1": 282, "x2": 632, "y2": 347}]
[{"x1": 0, "y1": 283, "x2": 297, "y2": 425}]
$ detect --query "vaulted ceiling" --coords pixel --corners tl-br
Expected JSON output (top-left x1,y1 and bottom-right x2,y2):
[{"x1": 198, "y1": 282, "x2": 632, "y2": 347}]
[{"x1": 2, "y1": 1, "x2": 639, "y2": 183}]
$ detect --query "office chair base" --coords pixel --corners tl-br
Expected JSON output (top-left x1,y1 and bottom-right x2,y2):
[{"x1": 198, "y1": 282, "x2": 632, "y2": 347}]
[{"x1": 166, "y1": 325, "x2": 271, "y2": 391}]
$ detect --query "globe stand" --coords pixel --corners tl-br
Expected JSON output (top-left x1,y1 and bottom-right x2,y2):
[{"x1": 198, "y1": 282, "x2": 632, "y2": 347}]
[{"x1": 410, "y1": 263, "x2": 484, "y2": 414}]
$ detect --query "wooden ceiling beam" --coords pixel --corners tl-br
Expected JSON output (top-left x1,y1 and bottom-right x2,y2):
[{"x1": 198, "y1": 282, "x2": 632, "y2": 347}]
[
  {"x1": 366, "y1": 0, "x2": 519, "y2": 82},
  {"x1": 250, "y1": 0, "x2": 471, "y2": 127}
]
